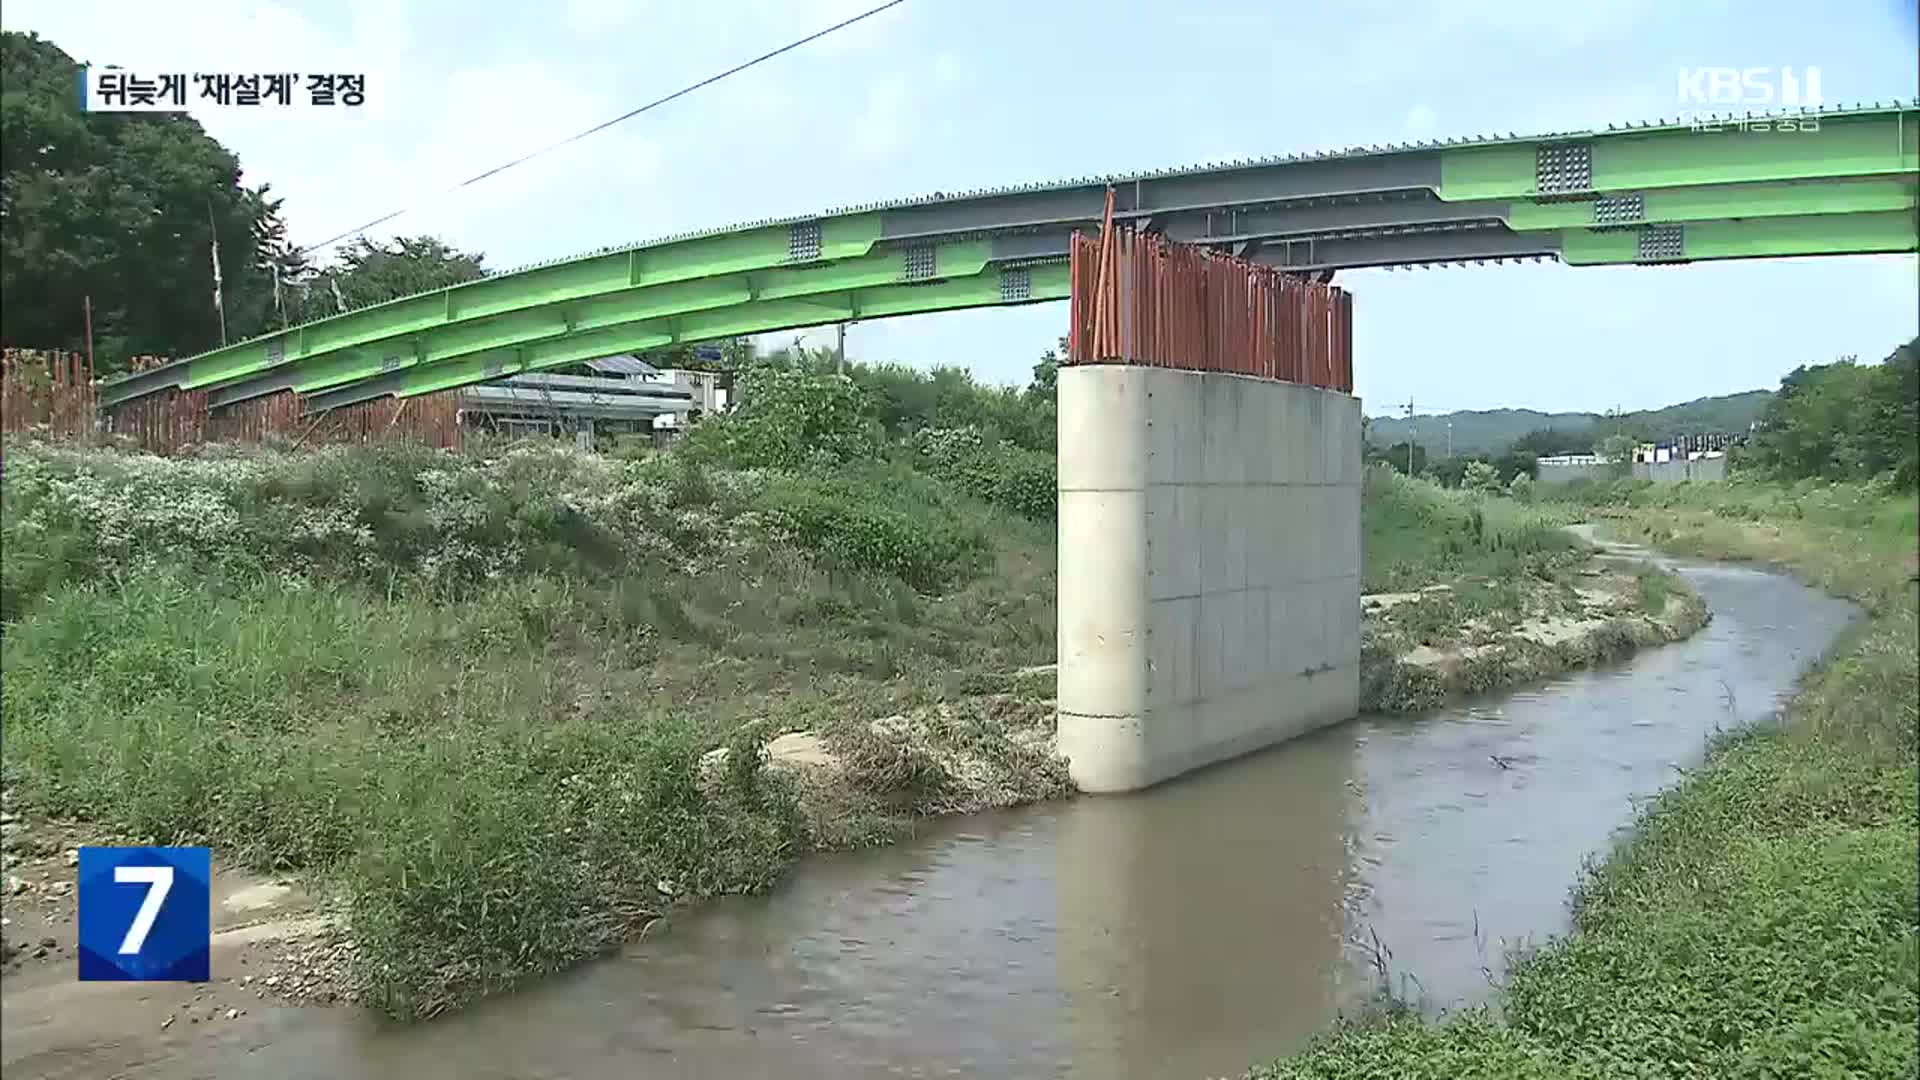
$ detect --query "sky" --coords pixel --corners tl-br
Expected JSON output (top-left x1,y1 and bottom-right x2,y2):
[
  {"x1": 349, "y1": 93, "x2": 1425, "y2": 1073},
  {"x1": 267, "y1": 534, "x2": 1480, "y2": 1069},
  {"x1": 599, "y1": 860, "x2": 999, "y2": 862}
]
[{"x1": 4, "y1": 0, "x2": 1916, "y2": 417}]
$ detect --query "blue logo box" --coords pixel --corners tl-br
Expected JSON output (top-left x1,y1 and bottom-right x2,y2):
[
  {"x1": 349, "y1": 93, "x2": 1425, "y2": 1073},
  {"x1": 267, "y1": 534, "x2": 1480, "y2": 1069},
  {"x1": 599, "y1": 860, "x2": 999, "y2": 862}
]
[{"x1": 77, "y1": 846, "x2": 211, "y2": 982}]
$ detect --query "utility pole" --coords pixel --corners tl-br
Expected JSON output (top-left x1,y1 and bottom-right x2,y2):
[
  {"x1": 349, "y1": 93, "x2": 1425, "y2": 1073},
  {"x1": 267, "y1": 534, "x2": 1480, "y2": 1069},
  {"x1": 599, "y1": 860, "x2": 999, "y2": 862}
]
[
  {"x1": 207, "y1": 198, "x2": 228, "y2": 346},
  {"x1": 1446, "y1": 419, "x2": 1453, "y2": 460},
  {"x1": 836, "y1": 322, "x2": 846, "y2": 374},
  {"x1": 1403, "y1": 397, "x2": 1416, "y2": 475}
]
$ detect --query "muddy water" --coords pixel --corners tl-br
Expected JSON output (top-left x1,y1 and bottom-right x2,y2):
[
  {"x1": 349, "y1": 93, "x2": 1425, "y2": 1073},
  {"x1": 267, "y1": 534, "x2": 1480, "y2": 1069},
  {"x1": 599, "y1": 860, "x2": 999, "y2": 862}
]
[{"x1": 38, "y1": 554, "x2": 1860, "y2": 1080}]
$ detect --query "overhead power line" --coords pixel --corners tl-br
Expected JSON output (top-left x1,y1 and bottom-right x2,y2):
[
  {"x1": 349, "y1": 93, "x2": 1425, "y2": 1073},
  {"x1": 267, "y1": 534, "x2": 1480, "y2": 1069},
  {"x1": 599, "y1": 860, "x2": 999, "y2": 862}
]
[{"x1": 297, "y1": 0, "x2": 911, "y2": 259}]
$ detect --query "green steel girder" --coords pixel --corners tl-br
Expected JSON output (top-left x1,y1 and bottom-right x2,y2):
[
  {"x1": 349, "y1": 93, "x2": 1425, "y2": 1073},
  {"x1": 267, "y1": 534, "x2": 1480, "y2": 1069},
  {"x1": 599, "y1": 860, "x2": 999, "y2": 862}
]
[
  {"x1": 207, "y1": 179, "x2": 1912, "y2": 409},
  {"x1": 1558, "y1": 210, "x2": 1919, "y2": 265},
  {"x1": 1506, "y1": 176, "x2": 1916, "y2": 230},
  {"x1": 95, "y1": 102, "x2": 1918, "y2": 415},
  {"x1": 302, "y1": 262, "x2": 1070, "y2": 411},
  {"x1": 1437, "y1": 109, "x2": 1917, "y2": 200},
  {"x1": 256, "y1": 240, "x2": 995, "y2": 401},
  {"x1": 406, "y1": 264, "x2": 1073, "y2": 396},
  {"x1": 1245, "y1": 209, "x2": 1918, "y2": 271},
  {"x1": 98, "y1": 213, "x2": 884, "y2": 407},
  {"x1": 326, "y1": 208, "x2": 1913, "y2": 407},
  {"x1": 250, "y1": 175, "x2": 1913, "y2": 403}
]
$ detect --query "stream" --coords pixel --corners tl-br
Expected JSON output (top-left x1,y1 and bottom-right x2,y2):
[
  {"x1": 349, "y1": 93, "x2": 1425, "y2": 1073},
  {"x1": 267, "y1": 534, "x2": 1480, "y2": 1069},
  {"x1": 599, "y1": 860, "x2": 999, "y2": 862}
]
[{"x1": 26, "y1": 545, "x2": 1863, "y2": 1079}]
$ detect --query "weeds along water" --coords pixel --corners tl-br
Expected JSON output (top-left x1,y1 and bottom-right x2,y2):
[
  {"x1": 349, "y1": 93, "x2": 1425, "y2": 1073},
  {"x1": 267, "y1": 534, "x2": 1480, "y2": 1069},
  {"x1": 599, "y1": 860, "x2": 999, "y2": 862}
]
[
  {"x1": 1252, "y1": 476, "x2": 1919, "y2": 1079},
  {"x1": 0, "y1": 437, "x2": 1723, "y2": 1020},
  {"x1": 0, "y1": 436, "x2": 1062, "y2": 1018},
  {"x1": 1356, "y1": 465, "x2": 1707, "y2": 714}
]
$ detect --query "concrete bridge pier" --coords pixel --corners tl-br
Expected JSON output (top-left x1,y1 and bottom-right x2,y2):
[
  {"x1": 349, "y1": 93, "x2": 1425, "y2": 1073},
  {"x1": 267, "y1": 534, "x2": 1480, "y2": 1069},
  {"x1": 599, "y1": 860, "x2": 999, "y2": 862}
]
[{"x1": 1056, "y1": 364, "x2": 1363, "y2": 793}]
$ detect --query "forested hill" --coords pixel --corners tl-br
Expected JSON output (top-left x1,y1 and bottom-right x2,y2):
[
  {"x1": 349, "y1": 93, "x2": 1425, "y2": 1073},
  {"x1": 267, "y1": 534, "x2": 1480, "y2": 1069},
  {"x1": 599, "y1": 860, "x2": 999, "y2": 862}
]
[{"x1": 1365, "y1": 389, "x2": 1774, "y2": 456}]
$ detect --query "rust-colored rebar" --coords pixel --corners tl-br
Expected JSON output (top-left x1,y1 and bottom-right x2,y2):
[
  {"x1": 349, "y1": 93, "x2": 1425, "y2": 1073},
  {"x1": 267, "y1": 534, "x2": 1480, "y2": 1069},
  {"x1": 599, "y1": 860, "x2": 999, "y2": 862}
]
[
  {"x1": 1, "y1": 348, "x2": 98, "y2": 443},
  {"x1": 1064, "y1": 226, "x2": 1353, "y2": 393},
  {"x1": 1, "y1": 345, "x2": 460, "y2": 456}
]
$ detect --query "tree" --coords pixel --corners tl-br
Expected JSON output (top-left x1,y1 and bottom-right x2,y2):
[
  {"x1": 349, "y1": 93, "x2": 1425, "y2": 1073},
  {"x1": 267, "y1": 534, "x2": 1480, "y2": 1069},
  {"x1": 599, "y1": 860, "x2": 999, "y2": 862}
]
[
  {"x1": 1026, "y1": 337, "x2": 1066, "y2": 400},
  {"x1": 245, "y1": 183, "x2": 312, "y2": 331},
  {"x1": 1370, "y1": 441, "x2": 1427, "y2": 476},
  {"x1": 1429, "y1": 457, "x2": 1468, "y2": 489},
  {"x1": 1461, "y1": 460, "x2": 1501, "y2": 492},
  {"x1": 1743, "y1": 341, "x2": 1918, "y2": 486},
  {"x1": 1, "y1": 30, "x2": 280, "y2": 367},
  {"x1": 684, "y1": 362, "x2": 881, "y2": 469},
  {"x1": 1597, "y1": 434, "x2": 1638, "y2": 478},
  {"x1": 296, "y1": 235, "x2": 485, "y2": 318},
  {"x1": 1510, "y1": 427, "x2": 1592, "y2": 458}
]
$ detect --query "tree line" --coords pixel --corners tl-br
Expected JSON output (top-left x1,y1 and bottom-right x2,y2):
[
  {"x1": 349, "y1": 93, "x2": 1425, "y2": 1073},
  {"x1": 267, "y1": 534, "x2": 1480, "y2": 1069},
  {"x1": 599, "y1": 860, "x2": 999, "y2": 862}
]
[
  {"x1": 1364, "y1": 335, "x2": 1918, "y2": 492},
  {"x1": 1740, "y1": 339, "x2": 1918, "y2": 487},
  {"x1": 1, "y1": 31, "x2": 485, "y2": 372}
]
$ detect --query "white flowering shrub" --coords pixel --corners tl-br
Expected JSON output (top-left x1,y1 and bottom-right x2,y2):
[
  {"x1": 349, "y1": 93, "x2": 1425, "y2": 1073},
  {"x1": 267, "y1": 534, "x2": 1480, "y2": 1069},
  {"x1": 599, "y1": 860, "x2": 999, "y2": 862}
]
[
  {"x1": 911, "y1": 425, "x2": 1056, "y2": 521},
  {"x1": 0, "y1": 441, "x2": 770, "y2": 619}
]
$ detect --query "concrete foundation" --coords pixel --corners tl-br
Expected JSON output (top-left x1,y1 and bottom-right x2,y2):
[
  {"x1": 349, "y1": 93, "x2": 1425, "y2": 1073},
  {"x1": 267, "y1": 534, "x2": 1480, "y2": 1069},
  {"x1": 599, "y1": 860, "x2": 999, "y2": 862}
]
[
  {"x1": 1537, "y1": 456, "x2": 1728, "y2": 486},
  {"x1": 1056, "y1": 365, "x2": 1362, "y2": 793},
  {"x1": 1534, "y1": 459, "x2": 1611, "y2": 486},
  {"x1": 1635, "y1": 455, "x2": 1726, "y2": 484}
]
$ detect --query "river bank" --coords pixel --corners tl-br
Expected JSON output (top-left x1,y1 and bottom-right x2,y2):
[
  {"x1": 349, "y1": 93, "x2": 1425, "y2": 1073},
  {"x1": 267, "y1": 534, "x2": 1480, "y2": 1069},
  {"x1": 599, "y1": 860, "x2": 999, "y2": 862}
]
[
  {"x1": 1251, "y1": 478, "x2": 1919, "y2": 1079},
  {"x1": 1358, "y1": 548, "x2": 1706, "y2": 713},
  {"x1": 1356, "y1": 466, "x2": 1707, "y2": 712},
  {"x1": 0, "y1": 439, "x2": 1067, "y2": 1023},
  {"x1": 0, "y1": 449, "x2": 1711, "y2": 1036},
  {"x1": 3, "y1": 485, "x2": 1861, "y2": 1079}
]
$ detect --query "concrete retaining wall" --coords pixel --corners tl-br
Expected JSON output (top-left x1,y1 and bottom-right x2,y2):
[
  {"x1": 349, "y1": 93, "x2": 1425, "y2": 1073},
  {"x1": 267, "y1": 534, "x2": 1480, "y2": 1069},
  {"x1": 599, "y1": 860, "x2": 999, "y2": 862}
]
[
  {"x1": 1635, "y1": 456, "x2": 1726, "y2": 484},
  {"x1": 1536, "y1": 460, "x2": 1611, "y2": 486},
  {"x1": 1537, "y1": 457, "x2": 1728, "y2": 486},
  {"x1": 1057, "y1": 365, "x2": 1362, "y2": 793}
]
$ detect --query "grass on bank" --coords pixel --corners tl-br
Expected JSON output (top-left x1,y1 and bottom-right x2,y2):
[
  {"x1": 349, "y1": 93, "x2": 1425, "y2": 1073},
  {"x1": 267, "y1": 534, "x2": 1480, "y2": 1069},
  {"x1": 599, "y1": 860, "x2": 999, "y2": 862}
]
[
  {"x1": 1360, "y1": 464, "x2": 1582, "y2": 595},
  {"x1": 0, "y1": 440, "x2": 1062, "y2": 1018},
  {"x1": 1357, "y1": 466, "x2": 1705, "y2": 713},
  {"x1": 1252, "y1": 476, "x2": 1920, "y2": 1079}
]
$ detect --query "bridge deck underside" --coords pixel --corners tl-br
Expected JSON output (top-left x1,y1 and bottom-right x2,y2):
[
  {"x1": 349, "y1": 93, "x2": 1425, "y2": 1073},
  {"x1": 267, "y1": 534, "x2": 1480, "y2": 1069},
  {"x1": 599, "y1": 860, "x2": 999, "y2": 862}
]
[{"x1": 99, "y1": 104, "x2": 1919, "y2": 415}]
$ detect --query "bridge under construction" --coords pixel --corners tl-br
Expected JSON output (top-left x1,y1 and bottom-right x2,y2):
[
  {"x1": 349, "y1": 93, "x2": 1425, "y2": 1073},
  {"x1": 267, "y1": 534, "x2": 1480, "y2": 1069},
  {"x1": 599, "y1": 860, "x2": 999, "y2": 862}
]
[{"x1": 96, "y1": 102, "x2": 1919, "y2": 419}]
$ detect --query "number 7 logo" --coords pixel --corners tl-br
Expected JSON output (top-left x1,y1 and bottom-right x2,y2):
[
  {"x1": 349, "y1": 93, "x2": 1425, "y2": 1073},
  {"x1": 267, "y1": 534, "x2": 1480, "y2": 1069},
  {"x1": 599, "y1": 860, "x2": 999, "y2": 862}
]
[
  {"x1": 77, "y1": 847, "x2": 210, "y2": 982},
  {"x1": 114, "y1": 865, "x2": 174, "y2": 955}
]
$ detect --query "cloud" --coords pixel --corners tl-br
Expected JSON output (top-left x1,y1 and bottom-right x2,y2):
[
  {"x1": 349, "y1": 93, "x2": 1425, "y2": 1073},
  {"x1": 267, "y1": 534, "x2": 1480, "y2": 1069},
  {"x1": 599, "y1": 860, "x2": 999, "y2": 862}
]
[{"x1": 1403, "y1": 103, "x2": 1438, "y2": 136}]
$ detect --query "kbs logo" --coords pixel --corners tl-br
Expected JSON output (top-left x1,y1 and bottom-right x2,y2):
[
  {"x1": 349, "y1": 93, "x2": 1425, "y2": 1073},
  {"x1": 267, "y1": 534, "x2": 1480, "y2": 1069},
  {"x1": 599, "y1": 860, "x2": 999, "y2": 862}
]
[
  {"x1": 1677, "y1": 66, "x2": 1823, "y2": 109},
  {"x1": 76, "y1": 847, "x2": 211, "y2": 981}
]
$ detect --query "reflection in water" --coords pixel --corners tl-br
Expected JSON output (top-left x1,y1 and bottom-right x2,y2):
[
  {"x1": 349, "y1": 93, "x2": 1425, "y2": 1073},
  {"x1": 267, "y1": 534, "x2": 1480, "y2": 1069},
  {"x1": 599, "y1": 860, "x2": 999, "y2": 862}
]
[
  {"x1": 1055, "y1": 728, "x2": 1355, "y2": 1079},
  {"x1": 51, "y1": 559, "x2": 1856, "y2": 1080}
]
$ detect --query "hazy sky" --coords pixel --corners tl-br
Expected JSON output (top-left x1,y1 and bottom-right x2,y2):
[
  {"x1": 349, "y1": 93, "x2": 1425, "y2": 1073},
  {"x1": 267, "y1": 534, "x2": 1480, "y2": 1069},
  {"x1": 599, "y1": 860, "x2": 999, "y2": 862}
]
[{"x1": 5, "y1": 0, "x2": 1916, "y2": 416}]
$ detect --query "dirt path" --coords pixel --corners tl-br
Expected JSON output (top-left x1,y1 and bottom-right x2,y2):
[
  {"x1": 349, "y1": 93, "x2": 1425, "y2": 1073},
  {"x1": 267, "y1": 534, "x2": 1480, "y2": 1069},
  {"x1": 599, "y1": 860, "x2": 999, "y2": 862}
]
[{"x1": 1, "y1": 815, "x2": 349, "y2": 1079}]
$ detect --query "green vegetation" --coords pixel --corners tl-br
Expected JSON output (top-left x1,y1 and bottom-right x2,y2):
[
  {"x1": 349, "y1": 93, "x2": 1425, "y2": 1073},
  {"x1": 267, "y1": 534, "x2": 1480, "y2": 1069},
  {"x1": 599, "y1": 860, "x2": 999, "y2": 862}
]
[
  {"x1": 3, "y1": 31, "x2": 283, "y2": 362},
  {"x1": 1356, "y1": 465, "x2": 1703, "y2": 714},
  {"x1": 293, "y1": 236, "x2": 487, "y2": 322},
  {"x1": 1, "y1": 29, "x2": 490, "y2": 366},
  {"x1": 1368, "y1": 337, "x2": 1916, "y2": 507},
  {"x1": 1739, "y1": 339, "x2": 1918, "y2": 487},
  {"x1": 1458, "y1": 459, "x2": 1501, "y2": 493},
  {"x1": 1253, "y1": 475, "x2": 1919, "y2": 1078},
  {"x1": 1, "y1": 355, "x2": 1066, "y2": 1019},
  {"x1": 1360, "y1": 464, "x2": 1581, "y2": 596},
  {"x1": 1634, "y1": 564, "x2": 1672, "y2": 615}
]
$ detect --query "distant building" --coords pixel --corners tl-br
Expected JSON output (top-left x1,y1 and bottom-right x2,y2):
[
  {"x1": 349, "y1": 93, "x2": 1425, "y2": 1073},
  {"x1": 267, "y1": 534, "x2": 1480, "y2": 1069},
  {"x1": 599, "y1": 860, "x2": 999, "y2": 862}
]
[
  {"x1": 1537, "y1": 432, "x2": 1740, "y2": 486},
  {"x1": 455, "y1": 354, "x2": 730, "y2": 446},
  {"x1": 1630, "y1": 431, "x2": 1744, "y2": 464}
]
